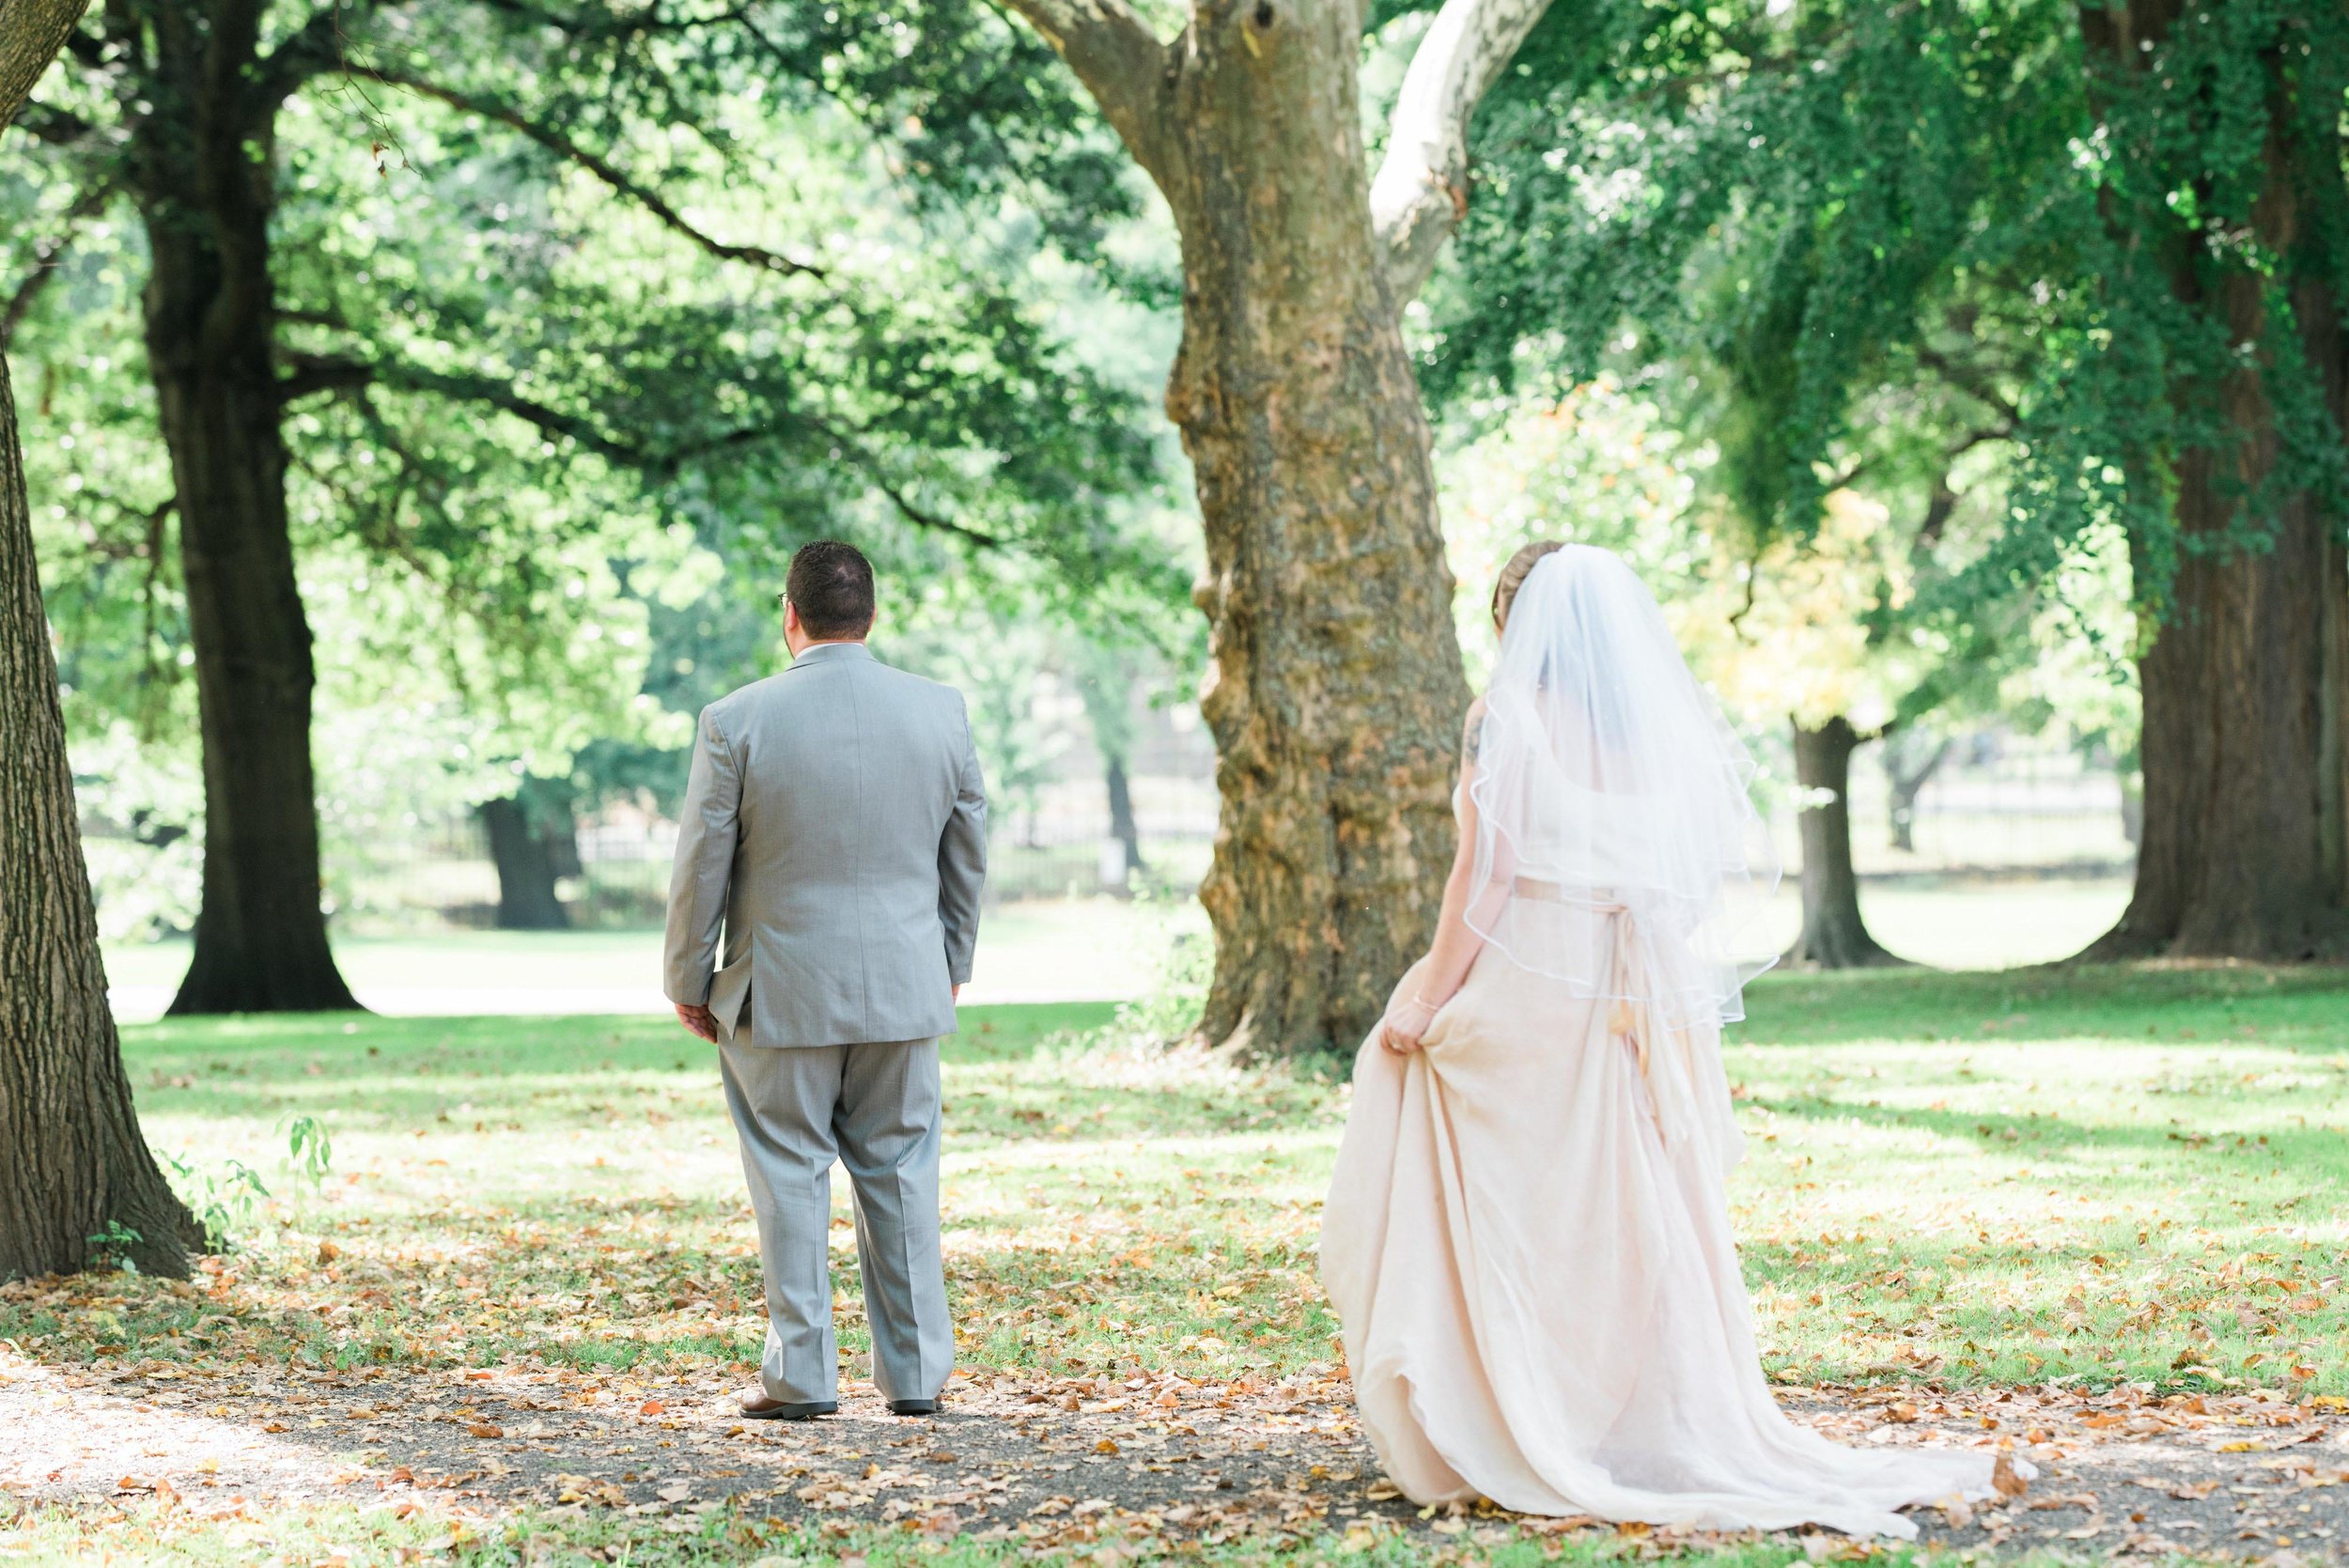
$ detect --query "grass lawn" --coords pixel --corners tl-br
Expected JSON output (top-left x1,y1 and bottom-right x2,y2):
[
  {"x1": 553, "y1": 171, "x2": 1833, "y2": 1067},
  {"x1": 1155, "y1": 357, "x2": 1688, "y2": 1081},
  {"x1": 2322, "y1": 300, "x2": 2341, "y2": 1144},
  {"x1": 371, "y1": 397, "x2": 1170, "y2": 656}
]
[
  {"x1": 4, "y1": 964, "x2": 2346, "y2": 1563},
  {"x1": 97, "y1": 880, "x2": 2134, "y2": 1025},
  {"x1": 98, "y1": 899, "x2": 1214, "y2": 1026}
]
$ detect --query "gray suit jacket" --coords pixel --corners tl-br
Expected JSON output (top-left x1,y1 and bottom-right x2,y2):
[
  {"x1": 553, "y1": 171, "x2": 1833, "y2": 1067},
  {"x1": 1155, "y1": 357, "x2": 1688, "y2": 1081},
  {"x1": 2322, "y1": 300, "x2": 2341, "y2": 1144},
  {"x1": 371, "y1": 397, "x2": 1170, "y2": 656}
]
[{"x1": 662, "y1": 641, "x2": 988, "y2": 1048}]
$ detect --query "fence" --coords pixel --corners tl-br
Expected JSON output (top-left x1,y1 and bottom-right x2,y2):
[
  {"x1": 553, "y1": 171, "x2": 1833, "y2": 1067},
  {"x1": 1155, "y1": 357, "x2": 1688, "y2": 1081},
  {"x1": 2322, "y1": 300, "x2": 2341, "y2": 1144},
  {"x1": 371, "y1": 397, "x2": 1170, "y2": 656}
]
[
  {"x1": 83, "y1": 720, "x2": 2134, "y2": 939},
  {"x1": 1780, "y1": 730, "x2": 2136, "y2": 880}
]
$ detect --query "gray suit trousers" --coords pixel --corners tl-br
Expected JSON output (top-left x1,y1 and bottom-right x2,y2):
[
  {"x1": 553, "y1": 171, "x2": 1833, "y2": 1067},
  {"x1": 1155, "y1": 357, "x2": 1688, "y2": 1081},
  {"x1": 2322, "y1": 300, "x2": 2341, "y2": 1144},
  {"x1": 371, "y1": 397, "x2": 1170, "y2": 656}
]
[{"x1": 719, "y1": 1037, "x2": 953, "y2": 1405}]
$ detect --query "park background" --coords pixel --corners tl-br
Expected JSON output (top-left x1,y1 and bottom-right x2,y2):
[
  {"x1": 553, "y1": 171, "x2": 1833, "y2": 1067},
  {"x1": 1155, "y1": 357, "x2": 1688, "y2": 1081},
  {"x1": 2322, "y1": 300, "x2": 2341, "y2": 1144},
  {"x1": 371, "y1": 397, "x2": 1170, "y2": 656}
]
[{"x1": 6, "y1": 0, "x2": 2349, "y2": 1563}]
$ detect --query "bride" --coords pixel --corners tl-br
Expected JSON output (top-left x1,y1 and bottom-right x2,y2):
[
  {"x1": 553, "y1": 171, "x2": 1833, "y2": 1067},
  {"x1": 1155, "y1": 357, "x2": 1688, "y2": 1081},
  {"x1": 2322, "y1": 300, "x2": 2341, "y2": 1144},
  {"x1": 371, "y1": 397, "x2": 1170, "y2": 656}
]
[{"x1": 1319, "y1": 542, "x2": 2019, "y2": 1537}]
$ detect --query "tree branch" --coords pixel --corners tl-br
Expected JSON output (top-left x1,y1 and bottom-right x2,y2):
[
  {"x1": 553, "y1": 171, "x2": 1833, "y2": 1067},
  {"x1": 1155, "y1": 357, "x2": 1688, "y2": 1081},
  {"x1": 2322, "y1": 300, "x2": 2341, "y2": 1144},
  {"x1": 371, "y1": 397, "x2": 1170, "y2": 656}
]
[
  {"x1": 344, "y1": 67, "x2": 824, "y2": 278},
  {"x1": 278, "y1": 354, "x2": 1003, "y2": 546},
  {"x1": 253, "y1": 0, "x2": 365, "y2": 106},
  {"x1": 785, "y1": 411, "x2": 1004, "y2": 549},
  {"x1": 1915, "y1": 344, "x2": 2023, "y2": 426},
  {"x1": 59, "y1": 23, "x2": 104, "y2": 70},
  {"x1": 991, "y1": 0, "x2": 1176, "y2": 189},
  {"x1": 474, "y1": 0, "x2": 759, "y2": 39},
  {"x1": 1370, "y1": 0, "x2": 1559, "y2": 303},
  {"x1": 274, "y1": 353, "x2": 381, "y2": 403},
  {"x1": 9, "y1": 100, "x2": 94, "y2": 142},
  {"x1": 1, "y1": 175, "x2": 115, "y2": 351},
  {"x1": 277, "y1": 304, "x2": 357, "y2": 333},
  {"x1": 280, "y1": 353, "x2": 639, "y2": 460}
]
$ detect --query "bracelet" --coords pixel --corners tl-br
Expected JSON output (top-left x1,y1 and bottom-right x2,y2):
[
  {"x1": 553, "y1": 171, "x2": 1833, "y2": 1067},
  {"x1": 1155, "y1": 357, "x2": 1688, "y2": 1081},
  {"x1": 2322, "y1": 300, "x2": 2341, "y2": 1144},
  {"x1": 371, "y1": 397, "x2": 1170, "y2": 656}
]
[{"x1": 1408, "y1": 993, "x2": 1447, "y2": 1012}]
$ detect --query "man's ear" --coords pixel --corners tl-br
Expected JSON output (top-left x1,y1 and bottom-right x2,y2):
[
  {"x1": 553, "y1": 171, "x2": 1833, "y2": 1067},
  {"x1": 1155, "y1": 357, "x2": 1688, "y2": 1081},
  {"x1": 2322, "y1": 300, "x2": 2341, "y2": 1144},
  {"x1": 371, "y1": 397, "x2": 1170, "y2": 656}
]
[{"x1": 783, "y1": 598, "x2": 801, "y2": 636}]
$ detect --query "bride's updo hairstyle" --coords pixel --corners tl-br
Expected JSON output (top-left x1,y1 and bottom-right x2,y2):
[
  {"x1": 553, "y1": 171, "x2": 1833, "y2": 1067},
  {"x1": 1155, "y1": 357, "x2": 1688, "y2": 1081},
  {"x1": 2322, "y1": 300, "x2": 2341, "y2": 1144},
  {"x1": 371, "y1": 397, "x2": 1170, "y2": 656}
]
[{"x1": 1492, "y1": 540, "x2": 1567, "y2": 629}]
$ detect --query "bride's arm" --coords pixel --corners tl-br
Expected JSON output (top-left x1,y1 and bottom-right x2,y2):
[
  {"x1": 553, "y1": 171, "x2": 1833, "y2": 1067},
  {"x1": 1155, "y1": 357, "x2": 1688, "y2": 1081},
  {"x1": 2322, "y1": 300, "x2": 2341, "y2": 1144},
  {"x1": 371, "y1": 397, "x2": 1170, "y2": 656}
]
[{"x1": 1378, "y1": 702, "x2": 1499, "y2": 1053}]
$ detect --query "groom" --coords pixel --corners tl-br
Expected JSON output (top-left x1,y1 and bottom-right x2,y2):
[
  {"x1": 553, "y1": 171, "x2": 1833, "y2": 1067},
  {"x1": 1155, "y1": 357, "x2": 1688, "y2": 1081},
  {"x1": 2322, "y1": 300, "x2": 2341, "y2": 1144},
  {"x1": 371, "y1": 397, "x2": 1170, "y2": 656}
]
[{"x1": 663, "y1": 540, "x2": 988, "y2": 1421}]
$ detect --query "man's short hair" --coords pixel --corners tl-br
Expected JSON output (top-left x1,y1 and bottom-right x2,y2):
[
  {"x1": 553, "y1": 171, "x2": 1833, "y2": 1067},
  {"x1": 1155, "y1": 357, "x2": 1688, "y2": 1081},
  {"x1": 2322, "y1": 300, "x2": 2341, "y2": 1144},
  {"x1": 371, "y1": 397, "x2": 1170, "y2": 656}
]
[{"x1": 784, "y1": 540, "x2": 876, "y2": 641}]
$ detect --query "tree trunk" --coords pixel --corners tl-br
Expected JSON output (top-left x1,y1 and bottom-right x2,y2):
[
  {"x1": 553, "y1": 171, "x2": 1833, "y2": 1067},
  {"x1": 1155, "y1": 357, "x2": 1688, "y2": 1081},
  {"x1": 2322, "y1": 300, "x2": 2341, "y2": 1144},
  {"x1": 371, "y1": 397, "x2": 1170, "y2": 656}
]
[
  {"x1": 2084, "y1": 3, "x2": 2349, "y2": 959},
  {"x1": 130, "y1": 14, "x2": 357, "y2": 1014},
  {"x1": 2096, "y1": 464, "x2": 2349, "y2": 958},
  {"x1": 0, "y1": 352, "x2": 202, "y2": 1281},
  {"x1": 1782, "y1": 717, "x2": 1906, "y2": 969},
  {"x1": 1104, "y1": 754, "x2": 1146, "y2": 880},
  {"x1": 1159, "y1": 3, "x2": 1471, "y2": 1056},
  {"x1": 1882, "y1": 733, "x2": 1951, "y2": 854},
  {"x1": 479, "y1": 794, "x2": 575, "y2": 930},
  {"x1": 0, "y1": 0, "x2": 90, "y2": 118}
]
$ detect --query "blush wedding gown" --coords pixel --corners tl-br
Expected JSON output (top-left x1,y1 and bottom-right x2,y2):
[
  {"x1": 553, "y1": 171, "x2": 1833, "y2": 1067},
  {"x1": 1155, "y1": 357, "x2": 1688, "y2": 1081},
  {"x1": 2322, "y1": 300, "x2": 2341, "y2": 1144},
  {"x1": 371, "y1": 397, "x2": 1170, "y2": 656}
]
[{"x1": 1318, "y1": 547, "x2": 2017, "y2": 1538}]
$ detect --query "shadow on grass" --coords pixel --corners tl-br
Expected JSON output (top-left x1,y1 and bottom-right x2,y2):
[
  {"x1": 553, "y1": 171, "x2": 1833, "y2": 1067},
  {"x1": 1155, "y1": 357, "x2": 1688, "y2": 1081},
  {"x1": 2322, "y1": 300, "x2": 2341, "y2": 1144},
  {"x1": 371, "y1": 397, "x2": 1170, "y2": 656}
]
[
  {"x1": 121, "y1": 1003, "x2": 1126, "y2": 1122},
  {"x1": 1744, "y1": 1093, "x2": 2349, "y2": 1172},
  {"x1": 1740, "y1": 964, "x2": 2349, "y2": 1055}
]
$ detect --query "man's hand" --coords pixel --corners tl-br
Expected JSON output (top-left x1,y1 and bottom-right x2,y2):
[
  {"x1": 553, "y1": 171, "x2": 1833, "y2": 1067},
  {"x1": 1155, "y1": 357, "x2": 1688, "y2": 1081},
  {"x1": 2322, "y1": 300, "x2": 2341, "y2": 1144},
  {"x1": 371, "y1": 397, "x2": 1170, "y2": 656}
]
[
  {"x1": 675, "y1": 1002, "x2": 719, "y2": 1043},
  {"x1": 952, "y1": 984, "x2": 962, "y2": 1004}
]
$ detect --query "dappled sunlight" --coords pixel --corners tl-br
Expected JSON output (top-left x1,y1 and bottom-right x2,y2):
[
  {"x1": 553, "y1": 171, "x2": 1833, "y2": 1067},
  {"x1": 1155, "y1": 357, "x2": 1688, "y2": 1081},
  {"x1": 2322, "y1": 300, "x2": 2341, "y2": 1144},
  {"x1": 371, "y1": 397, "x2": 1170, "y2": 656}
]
[
  {"x1": 1719, "y1": 1006, "x2": 2349, "y2": 1396},
  {"x1": 8, "y1": 984, "x2": 2349, "y2": 1560},
  {"x1": 9, "y1": 984, "x2": 2338, "y2": 1405}
]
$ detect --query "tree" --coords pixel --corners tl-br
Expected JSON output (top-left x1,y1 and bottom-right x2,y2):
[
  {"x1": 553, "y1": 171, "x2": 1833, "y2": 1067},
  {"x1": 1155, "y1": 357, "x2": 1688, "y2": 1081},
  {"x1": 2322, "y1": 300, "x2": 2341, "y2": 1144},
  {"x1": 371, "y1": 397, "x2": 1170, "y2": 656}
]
[
  {"x1": 2054, "y1": 1, "x2": 2349, "y2": 958},
  {"x1": 12, "y1": 0, "x2": 1159, "y2": 1011},
  {"x1": 988, "y1": 0, "x2": 1563, "y2": 1053},
  {"x1": 1445, "y1": 0, "x2": 2349, "y2": 961},
  {"x1": 1692, "y1": 490, "x2": 1926, "y2": 969},
  {"x1": 477, "y1": 780, "x2": 580, "y2": 930},
  {"x1": 1424, "y1": 0, "x2": 2075, "y2": 967},
  {"x1": 1072, "y1": 638, "x2": 1151, "y2": 889},
  {"x1": 1, "y1": 0, "x2": 199, "y2": 1281},
  {"x1": 1881, "y1": 729, "x2": 1952, "y2": 854},
  {"x1": 1780, "y1": 718, "x2": 1897, "y2": 967}
]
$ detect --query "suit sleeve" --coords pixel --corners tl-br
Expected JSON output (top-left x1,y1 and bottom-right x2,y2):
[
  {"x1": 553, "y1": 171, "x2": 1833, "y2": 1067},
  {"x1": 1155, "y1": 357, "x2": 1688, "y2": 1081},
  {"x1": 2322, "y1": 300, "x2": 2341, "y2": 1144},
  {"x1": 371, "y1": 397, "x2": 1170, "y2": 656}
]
[
  {"x1": 663, "y1": 705, "x2": 743, "y2": 1006},
  {"x1": 938, "y1": 695, "x2": 988, "y2": 986}
]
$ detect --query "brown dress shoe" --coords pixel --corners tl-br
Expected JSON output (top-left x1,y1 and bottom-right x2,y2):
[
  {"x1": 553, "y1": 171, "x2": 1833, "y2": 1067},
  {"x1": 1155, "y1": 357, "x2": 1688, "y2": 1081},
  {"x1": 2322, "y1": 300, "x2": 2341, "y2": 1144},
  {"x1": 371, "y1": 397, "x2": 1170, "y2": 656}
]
[{"x1": 740, "y1": 1389, "x2": 836, "y2": 1421}]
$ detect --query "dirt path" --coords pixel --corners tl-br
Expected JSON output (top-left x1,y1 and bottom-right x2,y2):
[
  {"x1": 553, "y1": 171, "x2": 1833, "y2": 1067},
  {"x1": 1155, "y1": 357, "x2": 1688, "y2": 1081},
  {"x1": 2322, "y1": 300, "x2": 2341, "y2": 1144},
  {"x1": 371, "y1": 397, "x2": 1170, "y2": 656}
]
[{"x1": 5, "y1": 1353, "x2": 2344, "y2": 1559}]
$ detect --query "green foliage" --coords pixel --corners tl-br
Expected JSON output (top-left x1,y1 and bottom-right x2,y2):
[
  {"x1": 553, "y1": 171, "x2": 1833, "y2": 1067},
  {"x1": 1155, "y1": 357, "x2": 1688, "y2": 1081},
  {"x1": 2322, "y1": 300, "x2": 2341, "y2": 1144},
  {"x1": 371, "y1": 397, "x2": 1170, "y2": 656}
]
[
  {"x1": 282, "y1": 1113, "x2": 335, "y2": 1198},
  {"x1": 161, "y1": 1152, "x2": 274, "y2": 1253},
  {"x1": 1991, "y1": 1, "x2": 2349, "y2": 617},
  {"x1": 1406, "y1": 0, "x2": 2202, "y2": 754},
  {"x1": 1424, "y1": 0, "x2": 2068, "y2": 526},
  {"x1": 1425, "y1": 0, "x2": 2349, "y2": 633},
  {"x1": 82, "y1": 1220, "x2": 145, "y2": 1275},
  {"x1": 7, "y1": 0, "x2": 1194, "y2": 908},
  {"x1": 1107, "y1": 898, "x2": 1216, "y2": 1044}
]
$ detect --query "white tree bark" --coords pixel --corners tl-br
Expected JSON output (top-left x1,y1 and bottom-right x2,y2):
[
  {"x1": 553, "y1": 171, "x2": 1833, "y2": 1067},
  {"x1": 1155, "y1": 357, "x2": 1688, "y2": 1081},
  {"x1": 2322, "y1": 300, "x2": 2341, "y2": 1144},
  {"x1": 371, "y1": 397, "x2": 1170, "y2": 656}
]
[
  {"x1": 1000, "y1": 0, "x2": 1551, "y2": 291},
  {"x1": 1370, "y1": 0, "x2": 1558, "y2": 301}
]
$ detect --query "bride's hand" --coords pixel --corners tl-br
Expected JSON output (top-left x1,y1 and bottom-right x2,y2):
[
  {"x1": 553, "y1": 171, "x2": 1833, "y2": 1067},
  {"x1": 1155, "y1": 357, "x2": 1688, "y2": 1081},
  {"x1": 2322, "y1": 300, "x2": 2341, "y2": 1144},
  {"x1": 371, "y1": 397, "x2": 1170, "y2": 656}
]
[{"x1": 1378, "y1": 993, "x2": 1443, "y2": 1054}]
